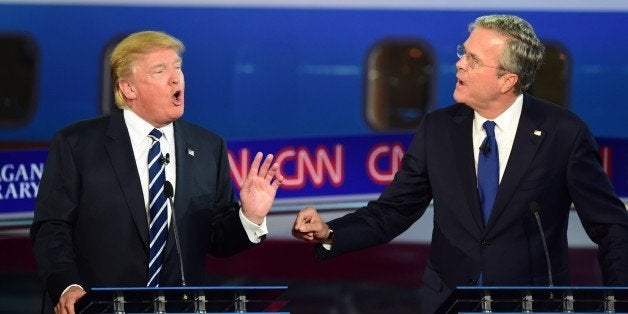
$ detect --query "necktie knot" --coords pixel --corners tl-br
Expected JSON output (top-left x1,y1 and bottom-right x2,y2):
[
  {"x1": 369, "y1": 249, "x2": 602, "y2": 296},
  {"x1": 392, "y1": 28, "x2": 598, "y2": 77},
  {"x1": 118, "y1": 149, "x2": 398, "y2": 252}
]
[
  {"x1": 148, "y1": 128, "x2": 163, "y2": 142},
  {"x1": 483, "y1": 120, "x2": 496, "y2": 138}
]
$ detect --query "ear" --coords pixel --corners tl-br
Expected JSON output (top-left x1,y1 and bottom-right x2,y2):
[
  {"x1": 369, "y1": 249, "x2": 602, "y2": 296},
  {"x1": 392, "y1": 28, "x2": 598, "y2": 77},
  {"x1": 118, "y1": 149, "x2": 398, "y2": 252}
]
[
  {"x1": 119, "y1": 81, "x2": 137, "y2": 100},
  {"x1": 499, "y1": 73, "x2": 519, "y2": 94}
]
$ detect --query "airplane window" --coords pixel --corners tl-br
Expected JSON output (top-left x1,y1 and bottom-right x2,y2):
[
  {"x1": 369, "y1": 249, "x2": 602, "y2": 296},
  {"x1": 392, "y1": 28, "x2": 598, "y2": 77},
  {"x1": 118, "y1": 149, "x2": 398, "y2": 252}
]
[
  {"x1": 365, "y1": 40, "x2": 435, "y2": 131},
  {"x1": 528, "y1": 42, "x2": 570, "y2": 108},
  {"x1": 0, "y1": 35, "x2": 38, "y2": 127}
]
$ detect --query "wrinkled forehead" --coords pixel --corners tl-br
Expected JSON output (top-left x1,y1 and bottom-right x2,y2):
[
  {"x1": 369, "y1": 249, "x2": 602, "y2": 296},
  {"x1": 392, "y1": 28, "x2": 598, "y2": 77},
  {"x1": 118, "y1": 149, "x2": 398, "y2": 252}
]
[{"x1": 466, "y1": 28, "x2": 508, "y2": 50}]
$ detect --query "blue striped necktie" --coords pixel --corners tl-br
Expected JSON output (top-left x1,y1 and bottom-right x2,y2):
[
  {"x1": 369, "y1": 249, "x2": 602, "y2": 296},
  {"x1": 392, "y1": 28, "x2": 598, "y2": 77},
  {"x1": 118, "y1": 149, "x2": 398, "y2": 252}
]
[
  {"x1": 478, "y1": 120, "x2": 499, "y2": 226},
  {"x1": 147, "y1": 128, "x2": 168, "y2": 287}
]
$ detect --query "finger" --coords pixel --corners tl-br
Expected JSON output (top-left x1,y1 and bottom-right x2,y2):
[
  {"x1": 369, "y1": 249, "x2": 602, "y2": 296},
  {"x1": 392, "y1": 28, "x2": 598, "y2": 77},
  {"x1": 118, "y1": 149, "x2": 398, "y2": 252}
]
[
  {"x1": 64, "y1": 297, "x2": 75, "y2": 314},
  {"x1": 293, "y1": 216, "x2": 305, "y2": 231},
  {"x1": 305, "y1": 232, "x2": 314, "y2": 241},
  {"x1": 257, "y1": 154, "x2": 274, "y2": 179},
  {"x1": 265, "y1": 161, "x2": 279, "y2": 181},
  {"x1": 58, "y1": 299, "x2": 68, "y2": 314},
  {"x1": 294, "y1": 208, "x2": 314, "y2": 229},
  {"x1": 247, "y1": 152, "x2": 263, "y2": 178},
  {"x1": 291, "y1": 228, "x2": 300, "y2": 238},
  {"x1": 61, "y1": 289, "x2": 84, "y2": 314},
  {"x1": 58, "y1": 301, "x2": 67, "y2": 314},
  {"x1": 297, "y1": 221, "x2": 323, "y2": 234},
  {"x1": 299, "y1": 206, "x2": 320, "y2": 227},
  {"x1": 272, "y1": 171, "x2": 284, "y2": 190},
  {"x1": 291, "y1": 228, "x2": 306, "y2": 240}
]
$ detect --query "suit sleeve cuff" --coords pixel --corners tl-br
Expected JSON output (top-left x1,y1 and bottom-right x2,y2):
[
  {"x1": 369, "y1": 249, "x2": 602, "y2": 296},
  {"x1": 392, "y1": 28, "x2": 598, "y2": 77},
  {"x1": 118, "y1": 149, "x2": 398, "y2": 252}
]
[{"x1": 238, "y1": 210, "x2": 268, "y2": 243}]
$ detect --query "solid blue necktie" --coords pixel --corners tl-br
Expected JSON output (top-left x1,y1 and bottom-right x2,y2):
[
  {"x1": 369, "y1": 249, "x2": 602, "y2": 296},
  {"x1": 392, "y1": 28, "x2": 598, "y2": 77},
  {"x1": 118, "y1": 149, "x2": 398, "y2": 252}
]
[
  {"x1": 478, "y1": 121, "x2": 499, "y2": 226},
  {"x1": 147, "y1": 128, "x2": 168, "y2": 287}
]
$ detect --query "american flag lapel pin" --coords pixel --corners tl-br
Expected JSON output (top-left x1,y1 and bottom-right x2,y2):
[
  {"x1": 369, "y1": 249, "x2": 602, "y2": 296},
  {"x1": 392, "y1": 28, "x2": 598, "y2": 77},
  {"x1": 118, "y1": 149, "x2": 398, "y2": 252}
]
[
  {"x1": 188, "y1": 148, "x2": 195, "y2": 156},
  {"x1": 533, "y1": 130, "x2": 542, "y2": 136}
]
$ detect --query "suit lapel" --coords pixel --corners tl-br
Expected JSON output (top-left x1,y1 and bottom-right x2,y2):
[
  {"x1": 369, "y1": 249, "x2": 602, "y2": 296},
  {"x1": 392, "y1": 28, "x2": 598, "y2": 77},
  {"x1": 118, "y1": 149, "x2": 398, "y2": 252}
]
[
  {"x1": 105, "y1": 110, "x2": 150, "y2": 252},
  {"x1": 160, "y1": 120, "x2": 197, "y2": 283},
  {"x1": 485, "y1": 95, "x2": 546, "y2": 231},
  {"x1": 172, "y1": 120, "x2": 195, "y2": 221},
  {"x1": 450, "y1": 105, "x2": 485, "y2": 232}
]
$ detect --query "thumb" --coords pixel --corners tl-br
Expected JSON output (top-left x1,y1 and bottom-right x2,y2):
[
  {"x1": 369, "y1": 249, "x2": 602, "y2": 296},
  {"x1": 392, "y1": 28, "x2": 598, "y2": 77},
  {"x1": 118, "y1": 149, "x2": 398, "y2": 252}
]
[{"x1": 294, "y1": 207, "x2": 314, "y2": 228}]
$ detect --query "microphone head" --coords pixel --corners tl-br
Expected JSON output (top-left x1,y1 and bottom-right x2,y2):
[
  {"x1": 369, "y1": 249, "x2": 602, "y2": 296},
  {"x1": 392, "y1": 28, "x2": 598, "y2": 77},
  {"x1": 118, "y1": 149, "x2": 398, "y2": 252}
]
[
  {"x1": 480, "y1": 141, "x2": 489, "y2": 155},
  {"x1": 530, "y1": 201, "x2": 540, "y2": 214},
  {"x1": 164, "y1": 180, "x2": 174, "y2": 198},
  {"x1": 161, "y1": 153, "x2": 170, "y2": 165}
]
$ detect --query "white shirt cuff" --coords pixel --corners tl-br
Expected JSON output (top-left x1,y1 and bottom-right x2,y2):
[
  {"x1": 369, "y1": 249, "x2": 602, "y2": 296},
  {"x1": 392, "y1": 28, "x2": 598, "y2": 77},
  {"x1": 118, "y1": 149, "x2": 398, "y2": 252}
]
[
  {"x1": 239, "y1": 210, "x2": 268, "y2": 243},
  {"x1": 61, "y1": 284, "x2": 84, "y2": 298}
]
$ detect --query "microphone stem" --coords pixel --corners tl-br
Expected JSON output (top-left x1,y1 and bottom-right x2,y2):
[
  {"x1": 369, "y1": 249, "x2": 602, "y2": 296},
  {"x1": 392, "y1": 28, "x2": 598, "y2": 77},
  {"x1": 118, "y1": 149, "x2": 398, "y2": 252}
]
[
  {"x1": 533, "y1": 211, "x2": 552, "y2": 287},
  {"x1": 164, "y1": 181, "x2": 187, "y2": 300},
  {"x1": 169, "y1": 196, "x2": 186, "y2": 286}
]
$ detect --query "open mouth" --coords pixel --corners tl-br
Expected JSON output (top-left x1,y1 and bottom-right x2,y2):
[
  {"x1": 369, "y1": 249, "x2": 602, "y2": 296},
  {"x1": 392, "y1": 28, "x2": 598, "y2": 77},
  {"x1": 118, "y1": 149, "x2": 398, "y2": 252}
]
[{"x1": 172, "y1": 90, "x2": 183, "y2": 104}]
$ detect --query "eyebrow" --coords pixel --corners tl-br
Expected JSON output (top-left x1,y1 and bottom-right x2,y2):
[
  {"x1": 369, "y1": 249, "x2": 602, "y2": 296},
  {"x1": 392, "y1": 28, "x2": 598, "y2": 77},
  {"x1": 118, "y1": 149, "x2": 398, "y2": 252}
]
[
  {"x1": 462, "y1": 45, "x2": 481, "y2": 62},
  {"x1": 150, "y1": 59, "x2": 182, "y2": 70}
]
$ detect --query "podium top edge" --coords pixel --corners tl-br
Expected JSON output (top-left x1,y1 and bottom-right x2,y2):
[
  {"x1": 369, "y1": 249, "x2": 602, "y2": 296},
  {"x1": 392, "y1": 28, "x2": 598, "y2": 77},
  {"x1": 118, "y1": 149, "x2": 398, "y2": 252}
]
[
  {"x1": 91, "y1": 285, "x2": 288, "y2": 292},
  {"x1": 456, "y1": 286, "x2": 628, "y2": 290}
]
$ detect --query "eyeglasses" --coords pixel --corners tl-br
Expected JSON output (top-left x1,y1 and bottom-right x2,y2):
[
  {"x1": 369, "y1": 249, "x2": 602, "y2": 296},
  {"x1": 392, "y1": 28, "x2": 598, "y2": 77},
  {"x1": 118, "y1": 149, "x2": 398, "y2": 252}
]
[{"x1": 456, "y1": 45, "x2": 503, "y2": 71}]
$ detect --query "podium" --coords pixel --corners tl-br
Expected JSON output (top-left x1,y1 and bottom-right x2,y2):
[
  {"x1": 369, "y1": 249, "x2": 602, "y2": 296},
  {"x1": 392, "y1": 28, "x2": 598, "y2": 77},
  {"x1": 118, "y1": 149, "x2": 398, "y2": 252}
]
[
  {"x1": 440, "y1": 286, "x2": 628, "y2": 313},
  {"x1": 76, "y1": 286, "x2": 288, "y2": 313}
]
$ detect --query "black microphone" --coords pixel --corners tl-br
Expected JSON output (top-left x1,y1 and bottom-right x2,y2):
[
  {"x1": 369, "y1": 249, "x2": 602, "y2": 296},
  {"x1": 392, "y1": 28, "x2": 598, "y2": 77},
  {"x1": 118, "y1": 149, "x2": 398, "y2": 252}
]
[
  {"x1": 480, "y1": 140, "x2": 490, "y2": 155},
  {"x1": 164, "y1": 181, "x2": 187, "y2": 293},
  {"x1": 161, "y1": 153, "x2": 170, "y2": 165},
  {"x1": 530, "y1": 202, "x2": 554, "y2": 297}
]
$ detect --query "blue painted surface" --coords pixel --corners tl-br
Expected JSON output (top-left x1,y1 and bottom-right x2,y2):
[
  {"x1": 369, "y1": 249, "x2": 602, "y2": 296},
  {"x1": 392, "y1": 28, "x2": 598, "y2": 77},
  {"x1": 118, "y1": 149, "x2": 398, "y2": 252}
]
[{"x1": 0, "y1": 5, "x2": 627, "y2": 141}]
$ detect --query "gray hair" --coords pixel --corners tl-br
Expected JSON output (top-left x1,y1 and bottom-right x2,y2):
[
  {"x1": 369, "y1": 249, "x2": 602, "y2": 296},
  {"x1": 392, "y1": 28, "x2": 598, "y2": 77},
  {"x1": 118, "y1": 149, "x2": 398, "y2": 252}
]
[{"x1": 470, "y1": 15, "x2": 545, "y2": 94}]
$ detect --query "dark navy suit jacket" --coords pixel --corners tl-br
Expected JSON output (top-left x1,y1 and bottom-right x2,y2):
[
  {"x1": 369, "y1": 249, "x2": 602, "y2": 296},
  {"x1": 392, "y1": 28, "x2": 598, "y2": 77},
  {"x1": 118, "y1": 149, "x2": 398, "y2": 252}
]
[
  {"x1": 31, "y1": 109, "x2": 255, "y2": 304},
  {"x1": 318, "y1": 94, "x2": 628, "y2": 313}
]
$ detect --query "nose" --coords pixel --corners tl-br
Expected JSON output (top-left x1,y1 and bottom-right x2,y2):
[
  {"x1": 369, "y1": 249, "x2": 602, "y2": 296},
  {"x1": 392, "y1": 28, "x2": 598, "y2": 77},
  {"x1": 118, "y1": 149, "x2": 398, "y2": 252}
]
[
  {"x1": 455, "y1": 56, "x2": 466, "y2": 70},
  {"x1": 170, "y1": 72, "x2": 180, "y2": 85}
]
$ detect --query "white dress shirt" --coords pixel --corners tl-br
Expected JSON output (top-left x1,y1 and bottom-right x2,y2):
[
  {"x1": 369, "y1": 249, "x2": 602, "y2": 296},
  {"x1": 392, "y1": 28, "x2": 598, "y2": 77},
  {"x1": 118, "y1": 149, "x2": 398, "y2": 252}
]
[{"x1": 472, "y1": 94, "x2": 524, "y2": 183}]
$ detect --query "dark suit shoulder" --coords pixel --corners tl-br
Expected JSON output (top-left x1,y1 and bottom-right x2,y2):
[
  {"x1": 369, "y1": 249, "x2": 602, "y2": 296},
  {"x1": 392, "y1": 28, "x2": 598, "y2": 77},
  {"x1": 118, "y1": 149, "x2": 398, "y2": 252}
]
[
  {"x1": 430, "y1": 103, "x2": 472, "y2": 118},
  {"x1": 427, "y1": 94, "x2": 587, "y2": 130},
  {"x1": 523, "y1": 94, "x2": 588, "y2": 132},
  {"x1": 174, "y1": 119, "x2": 224, "y2": 142},
  {"x1": 421, "y1": 103, "x2": 473, "y2": 127},
  {"x1": 51, "y1": 114, "x2": 112, "y2": 150},
  {"x1": 56, "y1": 115, "x2": 110, "y2": 137}
]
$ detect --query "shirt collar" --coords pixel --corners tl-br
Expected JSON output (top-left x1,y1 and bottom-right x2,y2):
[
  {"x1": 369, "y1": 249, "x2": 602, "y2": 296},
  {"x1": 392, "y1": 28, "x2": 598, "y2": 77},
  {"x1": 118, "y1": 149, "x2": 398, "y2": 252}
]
[
  {"x1": 123, "y1": 109, "x2": 174, "y2": 145},
  {"x1": 473, "y1": 94, "x2": 523, "y2": 135}
]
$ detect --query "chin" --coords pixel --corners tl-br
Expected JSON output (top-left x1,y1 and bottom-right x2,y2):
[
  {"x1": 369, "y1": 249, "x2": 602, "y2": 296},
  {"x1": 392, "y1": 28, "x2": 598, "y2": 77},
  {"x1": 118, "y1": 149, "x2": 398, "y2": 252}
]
[
  {"x1": 169, "y1": 108, "x2": 184, "y2": 120},
  {"x1": 453, "y1": 91, "x2": 465, "y2": 104}
]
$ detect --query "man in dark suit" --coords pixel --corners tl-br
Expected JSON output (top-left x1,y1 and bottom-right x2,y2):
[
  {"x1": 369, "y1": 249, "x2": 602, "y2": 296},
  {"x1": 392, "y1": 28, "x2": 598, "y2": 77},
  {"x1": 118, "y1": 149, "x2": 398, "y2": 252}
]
[
  {"x1": 31, "y1": 31, "x2": 284, "y2": 314},
  {"x1": 292, "y1": 14, "x2": 628, "y2": 313}
]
